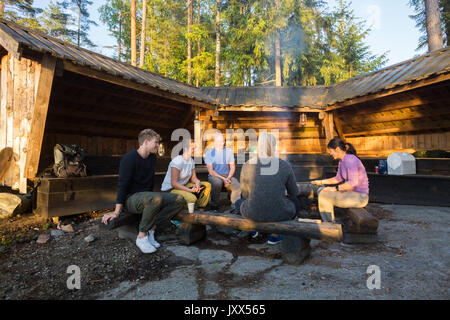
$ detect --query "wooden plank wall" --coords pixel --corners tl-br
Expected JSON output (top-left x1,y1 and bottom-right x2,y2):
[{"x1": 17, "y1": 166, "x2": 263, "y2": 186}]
[
  {"x1": 199, "y1": 110, "x2": 326, "y2": 154},
  {"x1": 40, "y1": 133, "x2": 139, "y2": 157},
  {"x1": 347, "y1": 131, "x2": 450, "y2": 157},
  {"x1": 0, "y1": 53, "x2": 41, "y2": 193}
]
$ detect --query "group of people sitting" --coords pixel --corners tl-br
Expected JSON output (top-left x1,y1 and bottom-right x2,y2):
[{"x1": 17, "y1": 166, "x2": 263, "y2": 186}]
[{"x1": 102, "y1": 128, "x2": 369, "y2": 254}]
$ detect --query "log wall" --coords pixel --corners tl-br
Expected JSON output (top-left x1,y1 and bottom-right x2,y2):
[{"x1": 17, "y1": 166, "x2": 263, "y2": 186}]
[{"x1": 0, "y1": 53, "x2": 41, "y2": 193}]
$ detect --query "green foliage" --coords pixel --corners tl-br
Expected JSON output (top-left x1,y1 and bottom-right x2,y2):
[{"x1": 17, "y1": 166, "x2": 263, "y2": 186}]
[
  {"x1": 0, "y1": 0, "x2": 43, "y2": 30},
  {"x1": 1, "y1": 0, "x2": 387, "y2": 88}
]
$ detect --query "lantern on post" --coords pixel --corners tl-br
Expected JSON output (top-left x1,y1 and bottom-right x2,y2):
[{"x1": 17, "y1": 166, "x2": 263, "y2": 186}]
[{"x1": 299, "y1": 113, "x2": 307, "y2": 126}]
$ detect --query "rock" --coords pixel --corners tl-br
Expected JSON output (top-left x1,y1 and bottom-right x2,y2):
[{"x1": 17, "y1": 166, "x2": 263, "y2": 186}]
[
  {"x1": 0, "y1": 193, "x2": 31, "y2": 219},
  {"x1": 50, "y1": 230, "x2": 65, "y2": 238},
  {"x1": 84, "y1": 234, "x2": 96, "y2": 243},
  {"x1": 36, "y1": 233, "x2": 51, "y2": 244},
  {"x1": 59, "y1": 224, "x2": 75, "y2": 233}
]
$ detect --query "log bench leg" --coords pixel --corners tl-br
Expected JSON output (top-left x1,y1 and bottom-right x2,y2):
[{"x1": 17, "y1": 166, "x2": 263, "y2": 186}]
[
  {"x1": 343, "y1": 232, "x2": 378, "y2": 244},
  {"x1": 281, "y1": 236, "x2": 311, "y2": 265},
  {"x1": 117, "y1": 222, "x2": 139, "y2": 242},
  {"x1": 176, "y1": 222, "x2": 207, "y2": 245}
]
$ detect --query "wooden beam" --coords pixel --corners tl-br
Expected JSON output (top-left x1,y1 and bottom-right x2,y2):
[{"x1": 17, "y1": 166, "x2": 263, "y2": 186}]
[
  {"x1": 220, "y1": 106, "x2": 322, "y2": 112},
  {"x1": 337, "y1": 91, "x2": 450, "y2": 119},
  {"x1": 25, "y1": 54, "x2": 56, "y2": 179},
  {"x1": 321, "y1": 112, "x2": 334, "y2": 142},
  {"x1": 333, "y1": 111, "x2": 345, "y2": 139},
  {"x1": 344, "y1": 119, "x2": 450, "y2": 137},
  {"x1": 340, "y1": 104, "x2": 450, "y2": 128},
  {"x1": 0, "y1": 25, "x2": 23, "y2": 60},
  {"x1": 63, "y1": 61, "x2": 213, "y2": 109},
  {"x1": 325, "y1": 73, "x2": 450, "y2": 111}
]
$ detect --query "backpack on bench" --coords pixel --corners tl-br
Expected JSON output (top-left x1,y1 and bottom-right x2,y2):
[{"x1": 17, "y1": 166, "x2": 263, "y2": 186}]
[{"x1": 53, "y1": 143, "x2": 88, "y2": 178}]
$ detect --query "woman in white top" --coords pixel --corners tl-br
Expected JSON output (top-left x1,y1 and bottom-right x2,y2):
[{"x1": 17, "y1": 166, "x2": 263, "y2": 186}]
[{"x1": 161, "y1": 140, "x2": 211, "y2": 209}]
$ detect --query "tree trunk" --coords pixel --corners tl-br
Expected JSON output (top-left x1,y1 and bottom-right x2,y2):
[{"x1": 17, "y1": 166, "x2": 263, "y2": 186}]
[
  {"x1": 131, "y1": 0, "x2": 137, "y2": 66},
  {"x1": 215, "y1": 0, "x2": 221, "y2": 87},
  {"x1": 118, "y1": 10, "x2": 122, "y2": 62},
  {"x1": 425, "y1": 0, "x2": 444, "y2": 51},
  {"x1": 274, "y1": 0, "x2": 282, "y2": 86},
  {"x1": 187, "y1": 0, "x2": 193, "y2": 85},
  {"x1": 140, "y1": 0, "x2": 147, "y2": 68},
  {"x1": 77, "y1": 5, "x2": 81, "y2": 46},
  {"x1": 1, "y1": 0, "x2": 5, "y2": 16},
  {"x1": 443, "y1": 0, "x2": 450, "y2": 46},
  {"x1": 196, "y1": 0, "x2": 201, "y2": 87}
]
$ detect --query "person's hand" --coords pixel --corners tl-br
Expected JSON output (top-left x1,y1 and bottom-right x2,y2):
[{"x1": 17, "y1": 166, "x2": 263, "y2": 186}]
[
  {"x1": 190, "y1": 186, "x2": 200, "y2": 193},
  {"x1": 101, "y1": 211, "x2": 119, "y2": 225},
  {"x1": 321, "y1": 186, "x2": 337, "y2": 192},
  {"x1": 224, "y1": 178, "x2": 231, "y2": 188},
  {"x1": 311, "y1": 180, "x2": 322, "y2": 186}
]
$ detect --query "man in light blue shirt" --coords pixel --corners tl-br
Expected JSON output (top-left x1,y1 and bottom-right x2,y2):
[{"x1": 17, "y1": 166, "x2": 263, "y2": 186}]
[{"x1": 204, "y1": 132, "x2": 241, "y2": 211}]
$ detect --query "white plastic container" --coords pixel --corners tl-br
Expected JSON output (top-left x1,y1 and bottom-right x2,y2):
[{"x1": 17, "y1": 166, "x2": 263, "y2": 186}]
[{"x1": 387, "y1": 152, "x2": 416, "y2": 175}]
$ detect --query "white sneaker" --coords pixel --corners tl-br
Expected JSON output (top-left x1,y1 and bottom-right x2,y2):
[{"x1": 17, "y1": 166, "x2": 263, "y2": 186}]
[
  {"x1": 136, "y1": 236, "x2": 157, "y2": 253},
  {"x1": 147, "y1": 230, "x2": 161, "y2": 248}
]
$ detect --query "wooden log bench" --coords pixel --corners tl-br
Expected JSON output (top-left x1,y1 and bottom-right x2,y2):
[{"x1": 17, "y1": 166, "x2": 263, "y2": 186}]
[
  {"x1": 100, "y1": 210, "x2": 343, "y2": 265},
  {"x1": 341, "y1": 207, "x2": 379, "y2": 244}
]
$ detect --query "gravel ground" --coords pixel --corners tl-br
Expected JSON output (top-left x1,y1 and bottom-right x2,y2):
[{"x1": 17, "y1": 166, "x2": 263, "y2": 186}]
[{"x1": 0, "y1": 203, "x2": 449, "y2": 300}]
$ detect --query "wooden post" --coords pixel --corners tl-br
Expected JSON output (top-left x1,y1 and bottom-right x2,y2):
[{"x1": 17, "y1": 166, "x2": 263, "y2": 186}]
[
  {"x1": 321, "y1": 112, "x2": 334, "y2": 144},
  {"x1": 25, "y1": 54, "x2": 56, "y2": 179},
  {"x1": 194, "y1": 109, "x2": 202, "y2": 164},
  {"x1": 333, "y1": 110, "x2": 345, "y2": 140}
]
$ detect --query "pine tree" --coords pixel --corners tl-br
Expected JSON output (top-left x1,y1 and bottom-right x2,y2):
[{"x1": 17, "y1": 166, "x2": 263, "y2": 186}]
[
  {"x1": 40, "y1": 1, "x2": 76, "y2": 43},
  {"x1": 0, "y1": 0, "x2": 42, "y2": 30},
  {"x1": 60, "y1": 0, "x2": 97, "y2": 48},
  {"x1": 409, "y1": 0, "x2": 448, "y2": 50},
  {"x1": 99, "y1": 0, "x2": 131, "y2": 62}
]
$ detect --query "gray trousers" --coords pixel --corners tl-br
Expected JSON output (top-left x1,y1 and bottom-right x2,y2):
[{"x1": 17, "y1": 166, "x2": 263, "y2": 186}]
[
  {"x1": 208, "y1": 175, "x2": 241, "y2": 207},
  {"x1": 124, "y1": 191, "x2": 186, "y2": 232}
]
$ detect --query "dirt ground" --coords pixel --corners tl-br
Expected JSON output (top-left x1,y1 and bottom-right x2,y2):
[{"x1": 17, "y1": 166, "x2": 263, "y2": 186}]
[
  {"x1": 0, "y1": 205, "x2": 281, "y2": 300},
  {"x1": 0, "y1": 203, "x2": 447, "y2": 300}
]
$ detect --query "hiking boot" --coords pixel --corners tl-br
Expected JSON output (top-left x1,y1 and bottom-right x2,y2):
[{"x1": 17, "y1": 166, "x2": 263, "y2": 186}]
[
  {"x1": 136, "y1": 236, "x2": 157, "y2": 253},
  {"x1": 267, "y1": 234, "x2": 284, "y2": 245},
  {"x1": 147, "y1": 230, "x2": 161, "y2": 248}
]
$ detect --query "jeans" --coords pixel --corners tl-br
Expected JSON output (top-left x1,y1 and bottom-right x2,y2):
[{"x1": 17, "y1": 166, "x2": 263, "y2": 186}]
[{"x1": 208, "y1": 175, "x2": 241, "y2": 207}]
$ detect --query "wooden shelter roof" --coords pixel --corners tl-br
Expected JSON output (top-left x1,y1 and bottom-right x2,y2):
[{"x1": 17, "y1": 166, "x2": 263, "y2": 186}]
[
  {"x1": 0, "y1": 18, "x2": 215, "y2": 108},
  {"x1": 325, "y1": 46, "x2": 450, "y2": 108},
  {"x1": 201, "y1": 47, "x2": 450, "y2": 110}
]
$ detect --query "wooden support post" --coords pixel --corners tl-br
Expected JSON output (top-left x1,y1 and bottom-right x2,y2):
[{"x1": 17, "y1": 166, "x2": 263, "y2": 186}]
[
  {"x1": 321, "y1": 111, "x2": 334, "y2": 148},
  {"x1": 194, "y1": 109, "x2": 202, "y2": 164},
  {"x1": 333, "y1": 111, "x2": 345, "y2": 140},
  {"x1": 25, "y1": 54, "x2": 56, "y2": 179}
]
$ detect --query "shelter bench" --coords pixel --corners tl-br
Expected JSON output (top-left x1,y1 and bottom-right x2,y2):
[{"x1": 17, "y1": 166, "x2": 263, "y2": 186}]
[{"x1": 100, "y1": 210, "x2": 343, "y2": 265}]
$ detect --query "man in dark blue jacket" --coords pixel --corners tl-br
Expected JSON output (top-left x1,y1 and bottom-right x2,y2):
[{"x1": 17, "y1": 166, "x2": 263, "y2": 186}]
[{"x1": 102, "y1": 129, "x2": 186, "y2": 253}]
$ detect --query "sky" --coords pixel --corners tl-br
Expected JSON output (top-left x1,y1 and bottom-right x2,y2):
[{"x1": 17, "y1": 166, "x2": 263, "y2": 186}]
[{"x1": 33, "y1": 0, "x2": 426, "y2": 68}]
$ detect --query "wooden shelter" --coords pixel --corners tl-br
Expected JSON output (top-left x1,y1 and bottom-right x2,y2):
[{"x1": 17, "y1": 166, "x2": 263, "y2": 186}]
[
  {"x1": 0, "y1": 19, "x2": 213, "y2": 190},
  {"x1": 0, "y1": 19, "x2": 214, "y2": 217},
  {"x1": 1, "y1": 18, "x2": 449, "y2": 216},
  {"x1": 201, "y1": 47, "x2": 450, "y2": 157}
]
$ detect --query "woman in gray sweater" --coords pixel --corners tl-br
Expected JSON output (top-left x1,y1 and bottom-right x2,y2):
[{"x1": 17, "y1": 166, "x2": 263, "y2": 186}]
[{"x1": 235, "y1": 133, "x2": 300, "y2": 244}]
